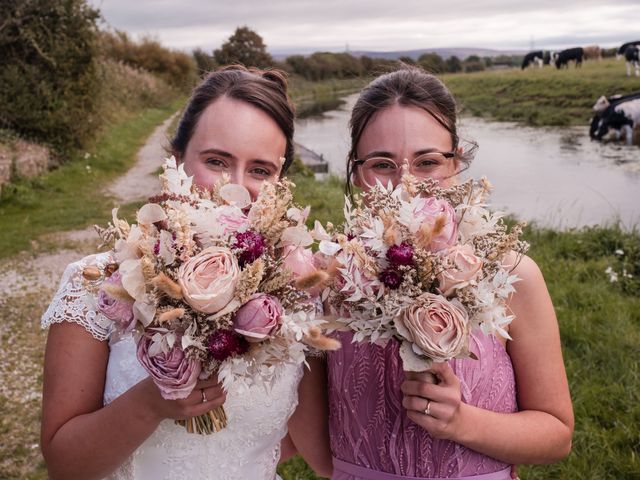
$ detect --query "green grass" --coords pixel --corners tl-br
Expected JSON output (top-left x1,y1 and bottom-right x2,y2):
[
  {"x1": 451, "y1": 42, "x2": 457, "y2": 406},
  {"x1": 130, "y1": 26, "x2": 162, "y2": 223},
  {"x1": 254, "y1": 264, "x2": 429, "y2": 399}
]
[
  {"x1": 442, "y1": 59, "x2": 640, "y2": 126},
  {"x1": 517, "y1": 224, "x2": 640, "y2": 479},
  {"x1": 0, "y1": 97, "x2": 184, "y2": 258}
]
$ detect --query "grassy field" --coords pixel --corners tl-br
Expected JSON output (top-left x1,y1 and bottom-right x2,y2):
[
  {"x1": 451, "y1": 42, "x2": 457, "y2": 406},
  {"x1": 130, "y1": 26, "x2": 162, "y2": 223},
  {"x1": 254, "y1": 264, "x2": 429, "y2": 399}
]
[{"x1": 442, "y1": 58, "x2": 640, "y2": 126}]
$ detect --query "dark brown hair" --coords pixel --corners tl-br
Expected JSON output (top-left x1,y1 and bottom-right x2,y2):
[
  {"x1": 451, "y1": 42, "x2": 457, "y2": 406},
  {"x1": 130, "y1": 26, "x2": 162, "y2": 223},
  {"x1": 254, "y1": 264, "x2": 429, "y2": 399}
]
[
  {"x1": 346, "y1": 65, "x2": 475, "y2": 196},
  {"x1": 171, "y1": 65, "x2": 296, "y2": 174}
]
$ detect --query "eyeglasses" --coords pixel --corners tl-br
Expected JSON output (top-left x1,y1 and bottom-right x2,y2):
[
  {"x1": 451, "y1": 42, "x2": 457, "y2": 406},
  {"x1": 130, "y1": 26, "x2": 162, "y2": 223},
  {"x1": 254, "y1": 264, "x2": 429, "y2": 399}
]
[{"x1": 353, "y1": 152, "x2": 456, "y2": 187}]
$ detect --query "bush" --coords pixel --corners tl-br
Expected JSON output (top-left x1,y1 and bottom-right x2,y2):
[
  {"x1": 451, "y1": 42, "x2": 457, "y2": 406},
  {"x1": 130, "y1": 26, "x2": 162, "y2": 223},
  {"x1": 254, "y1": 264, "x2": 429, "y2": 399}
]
[
  {"x1": 97, "y1": 59, "x2": 176, "y2": 122},
  {"x1": 100, "y1": 30, "x2": 197, "y2": 90},
  {"x1": 0, "y1": 0, "x2": 102, "y2": 154}
]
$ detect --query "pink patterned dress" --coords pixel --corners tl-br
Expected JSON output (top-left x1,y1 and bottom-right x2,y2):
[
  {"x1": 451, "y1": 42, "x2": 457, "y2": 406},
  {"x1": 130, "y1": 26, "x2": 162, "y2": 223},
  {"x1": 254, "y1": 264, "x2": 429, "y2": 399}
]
[{"x1": 327, "y1": 330, "x2": 517, "y2": 480}]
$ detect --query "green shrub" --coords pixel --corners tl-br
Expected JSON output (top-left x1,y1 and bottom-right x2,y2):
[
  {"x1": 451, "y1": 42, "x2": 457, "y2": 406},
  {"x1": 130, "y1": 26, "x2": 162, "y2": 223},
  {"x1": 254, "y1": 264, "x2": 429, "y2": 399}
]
[
  {"x1": 97, "y1": 59, "x2": 176, "y2": 122},
  {"x1": 99, "y1": 30, "x2": 198, "y2": 90},
  {"x1": 0, "y1": 0, "x2": 102, "y2": 154}
]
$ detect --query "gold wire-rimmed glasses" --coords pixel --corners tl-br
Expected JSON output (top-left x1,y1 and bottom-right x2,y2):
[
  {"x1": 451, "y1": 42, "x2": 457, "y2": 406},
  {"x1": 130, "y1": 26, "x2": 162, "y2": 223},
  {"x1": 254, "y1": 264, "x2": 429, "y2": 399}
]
[{"x1": 353, "y1": 151, "x2": 457, "y2": 187}]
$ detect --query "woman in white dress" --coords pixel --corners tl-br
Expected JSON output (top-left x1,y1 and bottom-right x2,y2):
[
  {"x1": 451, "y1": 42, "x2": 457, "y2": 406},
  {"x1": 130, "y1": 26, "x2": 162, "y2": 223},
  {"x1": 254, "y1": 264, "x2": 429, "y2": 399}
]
[{"x1": 40, "y1": 65, "x2": 302, "y2": 480}]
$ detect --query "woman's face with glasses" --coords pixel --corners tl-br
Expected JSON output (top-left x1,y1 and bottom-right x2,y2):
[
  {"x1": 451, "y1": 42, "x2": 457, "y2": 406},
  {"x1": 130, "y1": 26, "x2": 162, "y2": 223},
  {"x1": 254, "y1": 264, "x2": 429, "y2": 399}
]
[
  {"x1": 181, "y1": 96, "x2": 286, "y2": 200},
  {"x1": 354, "y1": 104, "x2": 460, "y2": 190}
]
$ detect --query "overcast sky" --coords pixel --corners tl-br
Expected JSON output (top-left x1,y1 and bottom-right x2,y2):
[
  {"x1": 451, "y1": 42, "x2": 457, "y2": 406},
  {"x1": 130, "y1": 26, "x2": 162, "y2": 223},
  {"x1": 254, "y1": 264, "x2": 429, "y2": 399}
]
[{"x1": 89, "y1": 0, "x2": 640, "y2": 54}]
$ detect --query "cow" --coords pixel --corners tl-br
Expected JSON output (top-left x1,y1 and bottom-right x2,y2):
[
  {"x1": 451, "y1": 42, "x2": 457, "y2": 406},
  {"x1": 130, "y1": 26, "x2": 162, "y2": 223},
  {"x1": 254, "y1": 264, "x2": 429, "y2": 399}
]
[
  {"x1": 592, "y1": 98, "x2": 640, "y2": 145},
  {"x1": 590, "y1": 92, "x2": 640, "y2": 140},
  {"x1": 555, "y1": 47, "x2": 584, "y2": 69},
  {"x1": 625, "y1": 45, "x2": 640, "y2": 77},
  {"x1": 583, "y1": 45, "x2": 602, "y2": 61},
  {"x1": 522, "y1": 50, "x2": 544, "y2": 69},
  {"x1": 617, "y1": 40, "x2": 640, "y2": 59}
]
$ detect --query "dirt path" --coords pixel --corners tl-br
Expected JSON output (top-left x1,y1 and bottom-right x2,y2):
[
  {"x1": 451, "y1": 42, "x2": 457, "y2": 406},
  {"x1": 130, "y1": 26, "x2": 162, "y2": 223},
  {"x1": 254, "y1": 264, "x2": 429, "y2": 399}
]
[{"x1": 108, "y1": 112, "x2": 178, "y2": 203}]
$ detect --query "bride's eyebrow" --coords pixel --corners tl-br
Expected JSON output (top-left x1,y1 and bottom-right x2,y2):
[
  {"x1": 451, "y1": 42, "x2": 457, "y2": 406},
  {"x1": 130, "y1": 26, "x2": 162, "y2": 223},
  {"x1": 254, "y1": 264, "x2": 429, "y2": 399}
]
[
  {"x1": 250, "y1": 159, "x2": 279, "y2": 168},
  {"x1": 199, "y1": 148, "x2": 235, "y2": 159}
]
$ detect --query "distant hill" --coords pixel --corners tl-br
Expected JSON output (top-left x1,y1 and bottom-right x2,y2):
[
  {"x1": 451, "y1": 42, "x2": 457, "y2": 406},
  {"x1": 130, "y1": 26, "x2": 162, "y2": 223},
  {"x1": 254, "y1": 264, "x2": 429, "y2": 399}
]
[{"x1": 272, "y1": 47, "x2": 527, "y2": 61}]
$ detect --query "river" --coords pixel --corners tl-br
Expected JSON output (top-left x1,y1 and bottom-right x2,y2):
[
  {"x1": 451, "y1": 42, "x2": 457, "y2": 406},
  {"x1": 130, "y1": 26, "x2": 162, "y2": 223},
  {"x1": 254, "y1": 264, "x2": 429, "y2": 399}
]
[{"x1": 295, "y1": 94, "x2": 640, "y2": 229}]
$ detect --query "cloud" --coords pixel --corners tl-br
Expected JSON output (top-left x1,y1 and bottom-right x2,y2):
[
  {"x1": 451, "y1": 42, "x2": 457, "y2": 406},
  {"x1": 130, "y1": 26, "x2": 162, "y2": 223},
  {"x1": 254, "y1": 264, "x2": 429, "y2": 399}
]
[{"x1": 89, "y1": 0, "x2": 640, "y2": 52}]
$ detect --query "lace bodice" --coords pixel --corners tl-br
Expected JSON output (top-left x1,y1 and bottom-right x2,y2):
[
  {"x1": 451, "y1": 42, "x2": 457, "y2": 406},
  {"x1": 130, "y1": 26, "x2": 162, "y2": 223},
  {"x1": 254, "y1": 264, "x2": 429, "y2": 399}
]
[
  {"x1": 42, "y1": 254, "x2": 303, "y2": 480},
  {"x1": 327, "y1": 330, "x2": 517, "y2": 478}
]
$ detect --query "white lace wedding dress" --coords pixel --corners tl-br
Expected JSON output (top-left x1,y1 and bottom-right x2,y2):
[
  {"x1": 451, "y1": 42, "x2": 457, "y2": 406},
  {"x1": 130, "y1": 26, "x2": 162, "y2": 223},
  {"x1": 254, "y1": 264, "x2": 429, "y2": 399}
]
[{"x1": 41, "y1": 253, "x2": 303, "y2": 480}]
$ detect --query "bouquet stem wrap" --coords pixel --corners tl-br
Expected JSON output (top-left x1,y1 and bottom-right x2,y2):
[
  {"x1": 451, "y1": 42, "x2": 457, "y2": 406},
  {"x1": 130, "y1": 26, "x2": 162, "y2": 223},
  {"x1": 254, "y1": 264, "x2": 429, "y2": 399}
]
[{"x1": 176, "y1": 406, "x2": 228, "y2": 435}]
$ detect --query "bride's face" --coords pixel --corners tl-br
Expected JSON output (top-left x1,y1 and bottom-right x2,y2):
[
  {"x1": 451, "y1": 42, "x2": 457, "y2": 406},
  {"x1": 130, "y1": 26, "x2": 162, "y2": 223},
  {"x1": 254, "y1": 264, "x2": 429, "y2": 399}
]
[
  {"x1": 354, "y1": 104, "x2": 460, "y2": 190},
  {"x1": 181, "y1": 96, "x2": 286, "y2": 200}
]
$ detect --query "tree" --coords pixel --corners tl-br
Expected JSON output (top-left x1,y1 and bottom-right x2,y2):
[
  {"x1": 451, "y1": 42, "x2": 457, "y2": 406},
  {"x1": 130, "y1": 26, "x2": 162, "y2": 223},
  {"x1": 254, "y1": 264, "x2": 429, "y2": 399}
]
[
  {"x1": 398, "y1": 56, "x2": 416, "y2": 65},
  {"x1": 193, "y1": 48, "x2": 217, "y2": 75},
  {"x1": 445, "y1": 55, "x2": 462, "y2": 73},
  {"x1": 417, "y1": 53, "x2": 445, "y2": 73},
  {"x1": 213, "y1": 26, "x2": 274, "y2": 68}
]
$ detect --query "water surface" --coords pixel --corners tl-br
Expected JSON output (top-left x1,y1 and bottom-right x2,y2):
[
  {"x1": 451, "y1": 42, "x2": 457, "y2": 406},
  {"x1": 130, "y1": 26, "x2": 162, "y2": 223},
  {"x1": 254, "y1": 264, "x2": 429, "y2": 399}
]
[{"x1": 295, "y1": 94, "x2": 640, "y2": 229}]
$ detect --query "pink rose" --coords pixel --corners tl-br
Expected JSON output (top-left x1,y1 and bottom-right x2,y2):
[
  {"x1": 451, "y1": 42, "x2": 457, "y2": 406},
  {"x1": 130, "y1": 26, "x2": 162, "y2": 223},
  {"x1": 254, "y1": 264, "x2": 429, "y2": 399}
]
[
  {"x1": 97, "y1": 271, "x2": 136, "y2": 332},
  {"x1": 178, "y1": 246, "x2": 240, "y2": 314},
  {"x1": 437, "y1": 244, "x2": 483, "y2": 296},
  {"x1": 395, "y1": 293, "x2": 469, "y2": 362},
  {"x1": 233, "y1": 293, "x2": 282, "y2": 342},
  {"x1": 283, "y1": 245, "x2": 316, "y2": 279},
  {"x1": 136, "y1": 334, "x2": 201, "y2": 400},
  {"x1": 414, "y1": 197, "x2": 458, "y2": 251}
]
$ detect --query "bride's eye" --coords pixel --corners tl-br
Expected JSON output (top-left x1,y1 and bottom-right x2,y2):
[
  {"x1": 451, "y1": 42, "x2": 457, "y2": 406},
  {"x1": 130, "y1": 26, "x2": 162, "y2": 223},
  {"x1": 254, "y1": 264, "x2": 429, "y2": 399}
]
[
  {"x1": 250, "y1": 166, "x2": 274, "y2": 178},
  {"x1": 205, "y1": 157, "x2": 228, "y2": 171}
]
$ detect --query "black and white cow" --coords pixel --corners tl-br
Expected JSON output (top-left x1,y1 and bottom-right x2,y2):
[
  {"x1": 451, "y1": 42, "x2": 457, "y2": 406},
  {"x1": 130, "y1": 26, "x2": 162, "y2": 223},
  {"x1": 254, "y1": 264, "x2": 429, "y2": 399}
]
[
  {"x1": 625, "y1": 45, "x2": 640, "y2": 77},
  {"x1": 555, "y1": 47, "x2": 584, "y2": 69},
  {"x1": 617, "y1": 40, "x2": 640, "y2": 59},
  {"x1": 590, "y1": 92, "x2": 640, "y2": 139},
  {"x1": 522, "y1": 50, "x2": 544, "y2": 69},
  {"x1": 592, "y1": 97, "x2": 640, "y2": 145}
]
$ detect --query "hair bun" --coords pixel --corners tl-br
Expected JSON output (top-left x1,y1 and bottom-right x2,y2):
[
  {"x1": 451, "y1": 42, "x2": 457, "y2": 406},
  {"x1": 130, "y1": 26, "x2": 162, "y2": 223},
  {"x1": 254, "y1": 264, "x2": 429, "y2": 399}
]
[{"x1": 261, "y1": 69, "x2": 289, "y2": 93}]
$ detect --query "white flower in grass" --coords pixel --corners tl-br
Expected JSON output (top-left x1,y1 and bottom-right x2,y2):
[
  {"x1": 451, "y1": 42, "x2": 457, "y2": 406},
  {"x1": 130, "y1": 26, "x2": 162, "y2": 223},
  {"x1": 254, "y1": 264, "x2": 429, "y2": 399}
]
[{"x1": 605, "y1": 266, "x2": 619, "y2": 283}]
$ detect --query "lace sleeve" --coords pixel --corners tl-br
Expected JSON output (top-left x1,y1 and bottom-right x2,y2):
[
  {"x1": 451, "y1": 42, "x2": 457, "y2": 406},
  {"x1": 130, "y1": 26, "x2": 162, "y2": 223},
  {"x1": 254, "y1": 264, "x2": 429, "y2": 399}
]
[{"x1": 41, "y1": 253, "x2": 114, "y2": 342}]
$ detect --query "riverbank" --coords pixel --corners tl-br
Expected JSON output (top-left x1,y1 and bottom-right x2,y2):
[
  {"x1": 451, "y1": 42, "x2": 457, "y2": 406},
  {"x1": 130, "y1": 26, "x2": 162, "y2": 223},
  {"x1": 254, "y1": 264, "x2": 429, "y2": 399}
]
[{"x1": 442, "y1": 58, "x2": 640, "y2": 126}]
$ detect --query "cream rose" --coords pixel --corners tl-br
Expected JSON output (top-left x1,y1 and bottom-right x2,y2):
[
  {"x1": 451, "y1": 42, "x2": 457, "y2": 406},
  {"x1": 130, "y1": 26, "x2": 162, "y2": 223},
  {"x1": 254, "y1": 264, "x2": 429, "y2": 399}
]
[
  {"x1": 438, "y1": 244, "x2": 483, "y2": 296},
  {"x1": 395, "y1": 293, "x2": 469, "y2": 364},
  {"x1": 178, "y1": 246, "x2": 240, "y2": 314}
]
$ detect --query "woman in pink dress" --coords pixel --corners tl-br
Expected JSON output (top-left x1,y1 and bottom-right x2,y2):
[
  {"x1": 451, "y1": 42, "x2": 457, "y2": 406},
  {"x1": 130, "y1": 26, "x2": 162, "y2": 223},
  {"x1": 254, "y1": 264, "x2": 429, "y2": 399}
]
[{"x1": 289, "y1": 66, "x2": 574, "y2": 480}]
